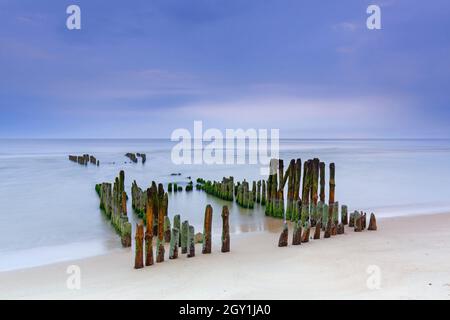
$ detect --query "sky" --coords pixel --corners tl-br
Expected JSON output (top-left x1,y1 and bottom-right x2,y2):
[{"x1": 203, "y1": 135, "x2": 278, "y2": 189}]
[{"x1": 0, "y1": 0, "x2": 449, "y2": 139}]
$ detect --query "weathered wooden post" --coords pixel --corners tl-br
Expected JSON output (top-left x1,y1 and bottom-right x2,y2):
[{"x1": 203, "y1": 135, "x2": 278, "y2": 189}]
[
  {"x1": 301, "y1": 224, "x2": 310, "y2": 243},
  {"x1": 292, "y1": 221, "x2": 302, "y2": 245},
  {"x1": 354, "y1": 212, "x2": 362, "y2": 232},
  {"x1": 314, "y1": 221, "x2": 321, "y2": 240},
  {"x1": 319, "y1": 162, "x2": 325, "y2": 203},
  {"x1": 169, "y1": 228, "x2": 179, "y2": 259},
  {"x1": 121, "y1": 191, "x2": 127, "y2": 215},
  {"x1": 341, "y1": 205, "x2": 348, "y2": 225},
  {"x1": 164, "y1": 216, "x2": 171, "y2": 243},
  {"x1": 368, "y1": 213, "x2": 377, "y2": 230},
  {"x1": 278, "y1": 223, "x2": 288, "y2": 247},
  {"x1": 277, "y1": 159, "x2": 285, "y2": 218},
  {"x1": 174, "y1": 214, "x2": 181, "y2": 246},
  {"x1": 261, "y1": 180, "x2": 266, "y2": 206},
  {"x1": 257, "y1": 180, "x2": 261, "y2": 204},
  {"x1": 188, "y1": 225, "x2": 195, "y2": 258},
  {"x1": 181, "y1": 220, "x2": 189, "y2": 254},
  {"x1": 145, "y1": 189, "x2": 154, "y2": 266},
  {"x1": 202, "y1": 205, "x2": 213, "y2": 254},
  {"x1": 292, "y1": 158, "x2": 301, "y2": 221},
  {"x1": 156, "y1": 193, "x2": 167, "y2": 263},
  {"x1": 328, "y1": 163, "x2": 335, "y2": 205},
  {"x1": 221, "y1": 206, "x2": 230, "y2": 253},
  {"x1": 286, "y1": 159, "x2": 295, "y2": 220},
  {"x1": 311, "y1": 158, "x2": 320, "y2": 226},
  {"x1": 134, "y1": 222, "x2": 144, "y2": 269},
  {"x1": 301, "y1": 160, "x2": 312, "y2": 225}
]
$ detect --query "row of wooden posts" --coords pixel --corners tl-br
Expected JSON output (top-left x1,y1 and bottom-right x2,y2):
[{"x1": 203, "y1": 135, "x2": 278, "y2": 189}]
[
  {"x1": 95, "y1": 170, "x2": 132, "y2": 247},
  {"x1": 279, "y1": 211, "x2": 377, "y2": 246},
  {"x1": 69, "y1": 154, "x2": 99, "y2": 166},
  {"x1": 125, "y1": 152, "x2": 146, "y2": 164},
  {"x1": 134, "y1": 199, "x2": 230, "y2": 269}
]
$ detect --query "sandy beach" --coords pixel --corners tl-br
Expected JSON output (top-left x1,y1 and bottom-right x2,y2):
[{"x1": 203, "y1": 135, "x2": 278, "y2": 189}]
[{"x1": 1, "y1": 212, "x2": 449, "y2": 300}]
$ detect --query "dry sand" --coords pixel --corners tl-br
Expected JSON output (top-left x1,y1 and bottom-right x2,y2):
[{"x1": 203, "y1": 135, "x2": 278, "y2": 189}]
[{"x1": 1, "y1": 213, "x2": 450, "y2": 300}]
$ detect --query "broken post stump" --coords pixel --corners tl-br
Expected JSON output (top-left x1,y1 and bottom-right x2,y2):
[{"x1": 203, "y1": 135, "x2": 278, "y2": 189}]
[
  {"x1": 368, "y1": 213, "x2": 377, "y2": 231},
  {"x1": 181, "y1": 220, "x2": 189, "y2": 254},
  {"x1": 278, "y1": 223, "x2": 288, "y2": 247},
  {"x1": 292, "y1": 221, "x2": 302, "y2": 245}
]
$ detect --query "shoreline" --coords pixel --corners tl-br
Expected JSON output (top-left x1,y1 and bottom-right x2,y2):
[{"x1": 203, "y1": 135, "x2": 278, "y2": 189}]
[{"x1": 1, "y1": 212, "x2": 450, "y2": 299}]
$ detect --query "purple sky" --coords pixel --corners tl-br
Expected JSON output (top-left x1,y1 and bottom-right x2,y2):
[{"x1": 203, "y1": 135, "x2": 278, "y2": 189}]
[{"x1": 1, "y1": 0, "x2": 449, "y2": 138}]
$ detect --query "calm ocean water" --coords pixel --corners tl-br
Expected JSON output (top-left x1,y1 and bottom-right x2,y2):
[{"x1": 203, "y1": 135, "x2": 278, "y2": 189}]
[{"x1": 1, "y1": 139, "x2": 450, "y2": 271}]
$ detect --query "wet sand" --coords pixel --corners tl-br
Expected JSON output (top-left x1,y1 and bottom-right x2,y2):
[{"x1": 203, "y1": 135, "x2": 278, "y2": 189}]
[{"x1": 1, "y1": 212, "x2": 450, "y2": 299}]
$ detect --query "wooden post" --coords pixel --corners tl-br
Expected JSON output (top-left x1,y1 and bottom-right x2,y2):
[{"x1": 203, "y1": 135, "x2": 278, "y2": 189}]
[
  {"x1": 188, "y1": 225, "x2": 195, "y2": 258},
  {"x1": 368, "y1": 213, "x2": 377, "y2": 231},
  {"x1": 156, "y1": 193, "x2": 167, "y2": 263},
  {"x1": 341, "y1": 205, "x2": 348, "y2": 225},
  {"x1": 169, "y1": 228, "x2": 179, "y2": 259},
  {"x1": 261, "y1": 180, "x2": 266, "y2": 206},
  {"x1": 221, "y1": 206, "x2": 230, "y2": 252},
  {"x1": 278, "y1": 223, "x2": 288, "y2": 247},
  {"x1": 202, "y1": 205, "x2": 213, "y2": 254},
  {"x1": 292, "y1": 159, "x2": 301, "y2": 222},
  {"x1": 319, "y1": 162, "x2": 325, "y2": 203},
  {"x1": 292, "y1": 221, "x2": 302, "y2": 245},
  {"x1": 181, "y1": 220, "x2": 189, "y2": 254},
  {"x1": 121, "y1": 191, "x2": 127, "y2": 215},
  {"x1": 174, "y1": 214, "x2": 181, "y2": 246},
  {"x1": 145, "y1": 188, "x2": 154, "y2": 266},
  {"x1": 257, "y1": 180, "x2": 261, "y2": 204},
  {"x1": 164, "y1": 216, "x2": 171, "y2": 243},
  {"x1": 134, "y1": 222, "x2": 144, "y2": 269}
]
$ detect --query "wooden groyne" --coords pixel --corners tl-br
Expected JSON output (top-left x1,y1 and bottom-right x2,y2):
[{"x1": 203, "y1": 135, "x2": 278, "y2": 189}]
[
  {"x1": 132, "y1": 203, "x2": 230, "y2": 270},
  {"x1": 125, "y1": 152, "x2": 146, "y2": 164},
  {"x1": 95, "y1": 170, "x2": 132, "y2": 247},
  {"x1": 69, "y1": 154, "x2": 99, "y2": 166}
]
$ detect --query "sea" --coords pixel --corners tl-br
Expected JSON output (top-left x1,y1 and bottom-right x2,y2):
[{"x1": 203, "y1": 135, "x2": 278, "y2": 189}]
[{"x1": 1, "y1": 138, "x2": 450, "y2": 271}]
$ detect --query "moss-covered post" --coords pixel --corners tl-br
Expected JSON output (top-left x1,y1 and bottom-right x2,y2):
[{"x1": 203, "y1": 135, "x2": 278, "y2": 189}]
[
  {"x1": 257, "y1": 180, "x2": 261, "y2": 204},
  {"x1": 292, "y1": 158, "x2": 301, "y2": 221},
  {"x1": 221, "y1": 205, "x2": 230, "y2": 253},
  {"x1": 188, "y1": 225, "x2": 195, "y2": 258},
  {"x1": 301, "y1": 160, "x2": 311, "y2": 225},
  {"x1": 277, "y1": 159, "x2": 285, "y2": 218},
  {"x1": 286, "y1": 159, "x2": 295, "y2": 221},
  {"x1": 169, "y1": 228, "x2": 179, "y2": 259},
  {"x1": 174, "y1": 214, "x2": 181, "y2": 246},
  {"x1": 265, "y1": 176, "x2": 272, "y2": 215},
  {"x1": 164, "y1": 216, "x2": 171, "y2": 243},
  {"x1": 292, "y1": 221, "x2": 302, "y2": 245},
  {"x1": 341, "y1": 205, "x2": 348, "y2": 225},
  {"x1": 156, "y1": 193, "x2": 166, "y2": 263},
  {"x1": 278, "y1": 223, "x2": 288, "y2": 247},
  {"x1": 202, "y1": 205, "x2": 213, "y2": 254},
  {"x1": 119, "y1": 170, "x2": 125, "y2": 196},
  {"x1": 319, "y1": 162, "x2": 325, "y2": 203},
  {"x1": 145, "y1": 188, "x2": 154, "y2": 266},
  {"x1": 310, "y1": 158, "x2": 320, "y2": 226},
  {"x1": 314, "y1": 221, "x2": 321, "y2": 240},
  {"x1": 121, "y1": 191, "x2": 127, "y2": 216},
  {"x1": 261, "y1": 180, "x2": 266, "y2": 206},
  {"x1": 181, "y1": 220, "x2": 189, "y2": 254},
  {"x1": 134, "y1": 222, "x2": 144, "y2": 269}
]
